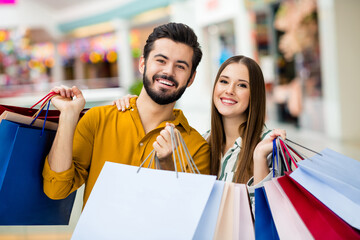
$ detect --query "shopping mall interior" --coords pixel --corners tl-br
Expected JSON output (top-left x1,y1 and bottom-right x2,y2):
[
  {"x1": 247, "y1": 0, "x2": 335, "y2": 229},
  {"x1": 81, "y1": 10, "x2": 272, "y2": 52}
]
[{"x1": 0, "y1": 0, "x2": 359, "y2": 239}]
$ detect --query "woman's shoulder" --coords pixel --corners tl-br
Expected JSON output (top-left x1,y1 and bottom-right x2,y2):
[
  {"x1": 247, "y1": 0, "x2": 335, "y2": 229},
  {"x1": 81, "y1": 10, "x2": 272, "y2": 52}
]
[
  {"x1": 261, "y1": 125, "x2": 272, "y2": 140},
  {"x1": 201, "y1": 130, "x2": 211, "y2": 141}
]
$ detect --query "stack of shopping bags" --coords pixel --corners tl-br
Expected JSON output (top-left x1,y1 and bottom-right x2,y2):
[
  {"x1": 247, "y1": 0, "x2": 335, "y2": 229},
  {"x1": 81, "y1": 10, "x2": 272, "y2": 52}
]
[
  {"x1": 255, "y1": 138, "x2": 360, "y2": 240},
  {"x1": 72, "y1": 128, "x2": 255, "y2": 240},
  {"x1": 0, "y1": 93, "x2": 77, "y2": 225},
  {"x1": 72, "y1": 130, "x2": 360, "y2": 239}
]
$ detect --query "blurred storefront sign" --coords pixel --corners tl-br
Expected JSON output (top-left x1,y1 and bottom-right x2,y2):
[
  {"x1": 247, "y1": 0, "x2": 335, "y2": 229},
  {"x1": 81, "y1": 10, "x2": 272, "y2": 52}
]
[{"x1": 195, "y1": 0, "x2": 238, "y2": 26}]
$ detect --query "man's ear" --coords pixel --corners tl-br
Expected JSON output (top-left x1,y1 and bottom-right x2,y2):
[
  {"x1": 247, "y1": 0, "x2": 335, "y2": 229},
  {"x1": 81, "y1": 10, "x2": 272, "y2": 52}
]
[
  {"x1": 187, "y1": 71, "x2": 196, "y2": 88},
  {"x1": 139, "y1": 55, "x2": 145, "y2": 74}
]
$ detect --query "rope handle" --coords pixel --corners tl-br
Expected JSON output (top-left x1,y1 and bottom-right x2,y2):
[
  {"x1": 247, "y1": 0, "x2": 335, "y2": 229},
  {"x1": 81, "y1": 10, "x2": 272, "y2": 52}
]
[{"x1": 137, "y1": 126, "x2": 200, "y2": 177}]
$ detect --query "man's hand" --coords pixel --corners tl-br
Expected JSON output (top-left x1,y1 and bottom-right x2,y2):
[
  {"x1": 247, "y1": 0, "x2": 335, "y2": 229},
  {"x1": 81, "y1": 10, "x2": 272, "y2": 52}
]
[
  {"x1": 153, "y1": 123, "x2": 178, "y2": 170},
  {"x1": 51, "y1": 85, "x2": 86, "y2": 116}
]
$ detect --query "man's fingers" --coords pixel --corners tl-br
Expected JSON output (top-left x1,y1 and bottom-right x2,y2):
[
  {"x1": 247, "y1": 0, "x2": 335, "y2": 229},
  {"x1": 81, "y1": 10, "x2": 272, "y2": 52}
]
[{"x1": 71, "y1": 86, "x2": 84, "y2": 99}]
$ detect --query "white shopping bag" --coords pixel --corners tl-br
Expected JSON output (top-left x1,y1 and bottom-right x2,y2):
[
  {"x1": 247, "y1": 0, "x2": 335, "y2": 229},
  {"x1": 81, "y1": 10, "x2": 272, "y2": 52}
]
[
  {"x1": 193, "y1": 180, "x2": 225, "y2": 240},
  {"x1": 72, "y1": 162, "x2": 216, "y2": 240}
]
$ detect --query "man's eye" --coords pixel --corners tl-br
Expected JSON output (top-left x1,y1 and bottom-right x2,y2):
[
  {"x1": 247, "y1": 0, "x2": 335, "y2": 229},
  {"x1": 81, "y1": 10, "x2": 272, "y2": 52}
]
[
  {"x1": 157, "y1": 59, "x2": 165, "y2": 63},
  {"x1": 177, "y1": 65, "x2": 185, "y2": 70}
]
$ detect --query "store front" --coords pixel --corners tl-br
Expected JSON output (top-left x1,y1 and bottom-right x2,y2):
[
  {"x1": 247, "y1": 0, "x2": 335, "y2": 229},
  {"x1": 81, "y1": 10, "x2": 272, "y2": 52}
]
[{"x1": 246, "y1": 0, "x2": 323, "y2": 131}]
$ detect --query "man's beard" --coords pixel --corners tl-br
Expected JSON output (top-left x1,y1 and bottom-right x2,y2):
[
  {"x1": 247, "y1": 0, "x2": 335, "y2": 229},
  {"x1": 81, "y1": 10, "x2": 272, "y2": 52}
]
[{"x1": 143, "y1": 68, "x2": 190, "y2": 105}]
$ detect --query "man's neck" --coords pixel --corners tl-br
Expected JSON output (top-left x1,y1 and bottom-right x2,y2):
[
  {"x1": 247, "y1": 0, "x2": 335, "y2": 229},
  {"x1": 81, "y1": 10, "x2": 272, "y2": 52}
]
[{"x1": 136, "y1": 90, "x2": 176, "y2": 134}]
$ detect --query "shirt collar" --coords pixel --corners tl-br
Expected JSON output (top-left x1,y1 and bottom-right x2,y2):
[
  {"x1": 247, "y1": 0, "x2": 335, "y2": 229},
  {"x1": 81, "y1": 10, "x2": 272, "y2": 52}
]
[
  {"x1": 129, "y1": 97, "x2": 191, "y2": 134},
  {"x1": 234, "y1": 136, "x2": 242, "y2": 148}
]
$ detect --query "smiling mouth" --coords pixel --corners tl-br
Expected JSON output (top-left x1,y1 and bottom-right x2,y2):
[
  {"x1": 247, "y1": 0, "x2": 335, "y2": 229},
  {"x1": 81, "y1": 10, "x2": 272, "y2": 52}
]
[
  {"x1": 221, "y1": 98, "x2": 237, "y2": 105},
  {"x1": 157, "y1": 79, "x2": 175, "y2": 87}
]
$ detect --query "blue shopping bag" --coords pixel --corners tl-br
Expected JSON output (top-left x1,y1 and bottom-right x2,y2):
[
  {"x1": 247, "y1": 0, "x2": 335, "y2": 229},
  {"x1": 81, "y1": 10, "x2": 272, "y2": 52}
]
[
  {"x1": 0, "y1": 119, "x2": 76, "y2": 225},
  {"x1": 254, "y1": 187, "x2": 279, "y2": 240}
]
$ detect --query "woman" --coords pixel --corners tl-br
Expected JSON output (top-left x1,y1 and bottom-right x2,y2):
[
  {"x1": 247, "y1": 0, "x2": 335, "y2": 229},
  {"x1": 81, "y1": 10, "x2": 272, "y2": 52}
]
[{"x1": 114, "y1": 55, "x2": 285, "y2": 190}]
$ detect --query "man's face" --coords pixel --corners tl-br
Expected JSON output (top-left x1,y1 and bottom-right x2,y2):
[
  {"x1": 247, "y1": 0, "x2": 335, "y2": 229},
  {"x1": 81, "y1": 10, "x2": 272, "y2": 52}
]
[{"x1": 139, "y1": 38, "x2": 195, "y2": 105}]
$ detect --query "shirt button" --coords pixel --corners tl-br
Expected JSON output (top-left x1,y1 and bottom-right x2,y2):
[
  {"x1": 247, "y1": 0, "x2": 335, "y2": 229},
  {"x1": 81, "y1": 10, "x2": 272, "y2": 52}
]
[{"x1": 139, "y1": 142, "x2": 144, "y2": 147}]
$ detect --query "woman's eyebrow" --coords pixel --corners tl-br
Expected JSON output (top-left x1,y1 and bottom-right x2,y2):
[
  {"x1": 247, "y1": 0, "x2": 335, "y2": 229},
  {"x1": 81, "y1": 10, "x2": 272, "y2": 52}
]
[{"x1": 220, "y1": 75, "x2": 249, "y2": 83}]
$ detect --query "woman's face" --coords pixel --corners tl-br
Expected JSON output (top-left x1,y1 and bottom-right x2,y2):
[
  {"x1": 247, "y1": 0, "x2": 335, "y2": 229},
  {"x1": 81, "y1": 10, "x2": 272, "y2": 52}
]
[{"x1": 213, "y1": 62, "x2": 250, "y2": 122}]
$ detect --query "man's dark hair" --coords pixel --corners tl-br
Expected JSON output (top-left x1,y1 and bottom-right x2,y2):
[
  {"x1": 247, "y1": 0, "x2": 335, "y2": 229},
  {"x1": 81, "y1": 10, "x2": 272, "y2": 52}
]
[{"x1": 143, "y1": 22, "x2": 202, "y2": 77}]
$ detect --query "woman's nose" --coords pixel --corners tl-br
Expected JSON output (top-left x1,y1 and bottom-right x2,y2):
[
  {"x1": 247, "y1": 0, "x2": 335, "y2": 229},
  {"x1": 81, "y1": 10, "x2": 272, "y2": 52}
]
[{"x1": 225, "y1": 84, "x2": 235, "y2": 95}]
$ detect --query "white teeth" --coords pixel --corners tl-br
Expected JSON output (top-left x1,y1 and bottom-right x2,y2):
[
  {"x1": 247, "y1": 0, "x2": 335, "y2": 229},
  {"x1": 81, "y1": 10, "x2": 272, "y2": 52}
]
[
  {"x1": 222, "y1": 99, "x2": 236, "y2": 104},
  {"x1": 158, "y1": 80, "x2": 174, "y2": 86}
]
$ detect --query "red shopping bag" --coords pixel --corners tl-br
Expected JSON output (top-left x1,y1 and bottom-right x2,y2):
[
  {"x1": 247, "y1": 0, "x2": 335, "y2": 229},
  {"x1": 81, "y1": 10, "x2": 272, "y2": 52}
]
[
  {"x1": 277, "y1": 174, "x2": 360, "y2": 240},
  {"x1": 0, "y1": 92, "x2": 87, "y2": 123}
]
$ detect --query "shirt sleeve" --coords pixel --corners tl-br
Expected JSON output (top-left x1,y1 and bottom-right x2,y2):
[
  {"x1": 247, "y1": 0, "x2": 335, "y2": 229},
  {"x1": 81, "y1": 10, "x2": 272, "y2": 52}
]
[
  {"x1": 42, "y1": 108, "x2": 97, "y2": 199},
  {"x1": 191, "y1": 141, "x2": 211, "y2": 175},
  {"x1": 246, "y1": 145, "x2": 275, "y2": 213}
]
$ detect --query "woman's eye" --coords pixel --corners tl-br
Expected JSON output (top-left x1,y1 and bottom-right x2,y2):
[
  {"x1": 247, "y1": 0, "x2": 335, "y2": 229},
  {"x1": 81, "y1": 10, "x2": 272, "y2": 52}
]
[
  {"x1": 238, "y1": 83, "x2": 248, "y2": 88},
  {"x1": 219, "y1": 79, "x2": 228, "y2": 84},
  {"x1": 157, "y1": 59, "x2": 165, "y2": 63}
]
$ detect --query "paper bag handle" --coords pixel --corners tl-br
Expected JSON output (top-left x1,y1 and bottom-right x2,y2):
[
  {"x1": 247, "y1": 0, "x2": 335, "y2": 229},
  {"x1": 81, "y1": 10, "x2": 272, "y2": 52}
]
[{"x1": 137, "y1": 126, "x2": 200, "y2": 177}]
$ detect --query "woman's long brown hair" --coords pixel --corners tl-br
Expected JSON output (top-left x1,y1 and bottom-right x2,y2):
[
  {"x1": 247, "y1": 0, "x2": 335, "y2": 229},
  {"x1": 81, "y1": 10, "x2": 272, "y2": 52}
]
[{"x1": 209, "y1": 55, "x2": 266, "y2": 183}]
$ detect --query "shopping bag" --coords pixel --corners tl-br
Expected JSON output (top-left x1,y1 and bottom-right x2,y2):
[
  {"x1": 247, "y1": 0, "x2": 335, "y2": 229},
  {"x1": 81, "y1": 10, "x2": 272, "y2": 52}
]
[
  {"x1": 0, "y1": 92, "x2": 59, "y2": 131},
  {"x1": 72, "y1": 126, "x2": 217, "y2": 239},
  {"x1": 193, "y1": 180, "x2": 225, "y2": 240},
  {"x1": 213, "y1": 182, "x2": 235, "y2": 240},
  {"x1": 0, "y1": 92, "x2": 87, "y2": 124},
  {"x1": 290, "y1": 148, "x2": 360, "y2": 229},
  {"x1": 254, "y1": 187, "x2": 279, "y2": 240},
  {"x1": 71, "y1": 162, "x2": 217, "y2": 240},
  {"x1": 263, "y1": 178, "x2": 314, "y2": 239},
  {"x1": 0, "y1": 92, "x2": 60, "y2": 123},
  {"x1": 234, "y1": 183, "x2": 255, "y2": 240},
  {"x1": 0, "y1": 119, "x2": 76, "y2": 225},
  {"x1": 278, "y1": 174, "x2": 360, "y2": 239}
]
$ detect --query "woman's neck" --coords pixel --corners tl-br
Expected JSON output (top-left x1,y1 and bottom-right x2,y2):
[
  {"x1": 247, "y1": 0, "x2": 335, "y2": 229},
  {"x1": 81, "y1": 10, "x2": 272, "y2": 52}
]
[{"x1": 221, "y1": 116, "x2": 246, "y2": 155}]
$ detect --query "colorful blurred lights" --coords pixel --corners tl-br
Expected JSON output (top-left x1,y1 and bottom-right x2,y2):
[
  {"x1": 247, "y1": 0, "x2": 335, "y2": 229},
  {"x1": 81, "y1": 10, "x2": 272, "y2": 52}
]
[
  {"x1": 89, "y1": 52, "x2": 102, "y2": 63},
  {"x1": 106, "y1": 50, "x2": 117, "y2": 63}
]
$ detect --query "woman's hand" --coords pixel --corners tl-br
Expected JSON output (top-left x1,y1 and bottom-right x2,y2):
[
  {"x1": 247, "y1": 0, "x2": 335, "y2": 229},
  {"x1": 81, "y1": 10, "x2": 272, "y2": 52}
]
[
  {"x1": 112, "y1": 94, "x2": 137, "y2": 111},
  {"x1": 254, "y1": 129, "x2": 286, "y2": 161},
  {"x1": 253, "y1": 129, "x2": 286, "y2": 184},
  {"x1": 51, "y1": 85, "x2": 85, "y2": 116}
]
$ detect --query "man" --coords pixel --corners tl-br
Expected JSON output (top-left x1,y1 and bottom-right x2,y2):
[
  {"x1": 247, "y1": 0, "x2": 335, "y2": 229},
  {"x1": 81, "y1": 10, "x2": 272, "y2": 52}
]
[{"x1": 42, "y1": 22, "x2": 210, "y2": 207}]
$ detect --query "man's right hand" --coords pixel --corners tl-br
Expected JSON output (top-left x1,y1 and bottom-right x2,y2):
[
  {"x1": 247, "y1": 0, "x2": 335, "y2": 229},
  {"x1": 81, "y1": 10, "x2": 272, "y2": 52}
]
[
  {"x1": 51, "y1": 85, "x2": 86, "y2": 115},
  {"x1": 48, "y1": 85, "x2": 85, "y2": 173}
]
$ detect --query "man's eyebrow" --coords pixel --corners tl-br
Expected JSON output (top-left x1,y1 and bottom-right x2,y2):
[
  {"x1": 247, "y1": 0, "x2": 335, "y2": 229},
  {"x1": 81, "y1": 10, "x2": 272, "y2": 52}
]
[
  {"x1": 154, "y1": 54, "x2": 168, "y2": 59},
  {"x1": 154, "y1": 54, "x2": 190, "y2": 68},
  {"x1": 177, "y1": 60, "x2": 190, "y2": 68}
]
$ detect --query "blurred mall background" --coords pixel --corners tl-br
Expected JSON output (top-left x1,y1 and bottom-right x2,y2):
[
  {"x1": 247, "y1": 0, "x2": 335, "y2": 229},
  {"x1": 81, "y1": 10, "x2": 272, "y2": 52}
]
[{"x1": 0, "y1": 0, "x2": 359, "y2": 239}]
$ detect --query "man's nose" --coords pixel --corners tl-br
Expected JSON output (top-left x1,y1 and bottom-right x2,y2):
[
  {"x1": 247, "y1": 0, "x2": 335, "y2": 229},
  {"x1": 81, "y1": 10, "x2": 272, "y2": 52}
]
[{"x1": 162, "y1": 63, "x2": 175, "y2": 76}]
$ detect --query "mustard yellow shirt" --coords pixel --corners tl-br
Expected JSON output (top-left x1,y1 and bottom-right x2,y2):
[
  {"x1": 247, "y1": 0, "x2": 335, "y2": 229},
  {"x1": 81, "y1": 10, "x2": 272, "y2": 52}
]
[{"x1": 43, "y1": 97, "x2": 210, "y2": 206}]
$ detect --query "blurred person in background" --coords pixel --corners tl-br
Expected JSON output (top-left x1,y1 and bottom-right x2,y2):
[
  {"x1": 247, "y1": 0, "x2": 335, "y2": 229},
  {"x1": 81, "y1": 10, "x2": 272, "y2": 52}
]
[
  {"x1": 114, "y1": 55, "x2": 286, "y2": 206},
  {"x1": 42, "y1": 22, "x2": 210, "y2": 207}
]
